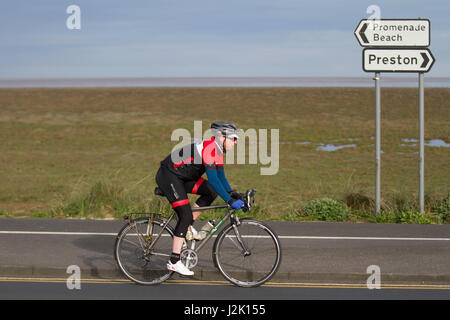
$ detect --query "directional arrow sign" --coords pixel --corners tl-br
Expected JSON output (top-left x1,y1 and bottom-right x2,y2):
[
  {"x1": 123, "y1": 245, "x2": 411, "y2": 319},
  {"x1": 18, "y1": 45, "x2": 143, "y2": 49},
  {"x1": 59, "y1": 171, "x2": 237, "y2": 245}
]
[
  {"x1": 355, "y1": 19, "x2": 430, "y2": 47},
  {"x1": 363, "y1": 48, "x2": 435, "y2": 72}
]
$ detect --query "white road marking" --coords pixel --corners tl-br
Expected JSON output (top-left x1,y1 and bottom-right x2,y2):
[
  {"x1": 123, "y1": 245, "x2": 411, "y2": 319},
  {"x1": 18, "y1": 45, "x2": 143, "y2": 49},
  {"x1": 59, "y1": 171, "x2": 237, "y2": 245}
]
[
  {"x1": 0, "y1": 231, "x2": 449, "y2": 241},
  {"x1": 279, "y1": 236, "x2": 450, "y2": 241},
  {"x1": 0, "y1": 231, "x2": 117, "y2": 236}
]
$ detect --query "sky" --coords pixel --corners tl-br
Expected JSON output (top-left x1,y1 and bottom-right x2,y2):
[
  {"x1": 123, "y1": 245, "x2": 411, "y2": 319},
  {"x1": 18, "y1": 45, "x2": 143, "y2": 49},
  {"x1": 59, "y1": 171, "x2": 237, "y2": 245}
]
[{"x1": 0, "y1": 0, "x2": 449, "y2": 78}]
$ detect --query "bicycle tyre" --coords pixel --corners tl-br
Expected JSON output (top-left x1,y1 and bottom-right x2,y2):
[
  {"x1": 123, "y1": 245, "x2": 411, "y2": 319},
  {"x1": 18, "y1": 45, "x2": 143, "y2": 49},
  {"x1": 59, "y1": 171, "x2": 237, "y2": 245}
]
[
  {"x1": 114, "y1": 217, "x2": 174, "y2": 285},
  {"x1": 212, "y1": 219, "x2": 282, "y2": 287}
]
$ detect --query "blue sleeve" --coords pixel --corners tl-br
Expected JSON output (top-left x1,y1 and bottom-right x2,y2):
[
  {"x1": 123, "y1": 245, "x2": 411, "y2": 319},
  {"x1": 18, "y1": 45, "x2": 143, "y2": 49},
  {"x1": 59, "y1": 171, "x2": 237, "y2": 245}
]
[
  {"x1": 217, "y1": 168, "x2": 232, "y2": 192},
  {"x1": 205, "y1": 169, "x2": 232, "y2": 203}
]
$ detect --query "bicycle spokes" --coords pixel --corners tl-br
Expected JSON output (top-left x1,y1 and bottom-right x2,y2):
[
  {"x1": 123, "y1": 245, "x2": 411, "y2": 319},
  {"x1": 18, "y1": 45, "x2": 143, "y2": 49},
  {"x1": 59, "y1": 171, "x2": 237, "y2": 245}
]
[
  {"x1": 213, "y1": 220, "x2": 281, "y2": 287},
  {"x1": 115, "y1": 217, "x2": 174, "y2": 285}
]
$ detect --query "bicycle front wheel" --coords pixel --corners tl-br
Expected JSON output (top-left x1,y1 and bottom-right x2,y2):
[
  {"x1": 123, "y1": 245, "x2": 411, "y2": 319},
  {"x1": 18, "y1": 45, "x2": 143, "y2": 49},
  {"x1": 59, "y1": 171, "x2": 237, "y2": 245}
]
[
  {"x1": 212, "y1": 219, "x2": 282, "y2": 287},
  {"x1": 114, "y1": 217, "x2": 174, "y2": 285}
]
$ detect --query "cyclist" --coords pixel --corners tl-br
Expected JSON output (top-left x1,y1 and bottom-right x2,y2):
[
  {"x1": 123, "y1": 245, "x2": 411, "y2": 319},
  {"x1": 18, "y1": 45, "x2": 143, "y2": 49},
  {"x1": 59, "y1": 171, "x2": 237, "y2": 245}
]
[{"x1": 155, "y1": 121, "x2": 245, "y2": 276}]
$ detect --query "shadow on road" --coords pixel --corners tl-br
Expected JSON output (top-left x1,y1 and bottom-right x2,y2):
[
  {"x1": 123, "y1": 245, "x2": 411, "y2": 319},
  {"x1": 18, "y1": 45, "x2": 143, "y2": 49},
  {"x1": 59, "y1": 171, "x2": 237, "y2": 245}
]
[{"x1": 71, "y1": 236, "x2": 121, "y2": 279}]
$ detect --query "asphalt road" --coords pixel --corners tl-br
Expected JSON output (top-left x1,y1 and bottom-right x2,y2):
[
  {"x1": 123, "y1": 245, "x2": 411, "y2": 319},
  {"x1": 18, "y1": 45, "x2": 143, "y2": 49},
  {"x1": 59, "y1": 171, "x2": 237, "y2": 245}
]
[
  {"x1": 1, "y1": 277, "x2": 449, "y2": 300},
  {"x1": 0, "y1": 218, "x2": 449, "y2": 291}
]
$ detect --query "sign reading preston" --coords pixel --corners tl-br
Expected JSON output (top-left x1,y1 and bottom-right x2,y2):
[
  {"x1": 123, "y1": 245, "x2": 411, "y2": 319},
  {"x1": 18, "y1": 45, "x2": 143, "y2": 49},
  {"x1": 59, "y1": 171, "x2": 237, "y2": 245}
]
[{"x1": 363, "y1": 48, "x2": 435, "y2": 72}]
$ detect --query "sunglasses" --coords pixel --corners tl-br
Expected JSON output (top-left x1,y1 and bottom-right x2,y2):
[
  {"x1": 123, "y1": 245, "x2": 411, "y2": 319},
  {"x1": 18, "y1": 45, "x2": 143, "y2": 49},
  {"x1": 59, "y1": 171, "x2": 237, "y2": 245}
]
[{"x1": 225, "y1": 136, "x2": 238, "y2": 142}]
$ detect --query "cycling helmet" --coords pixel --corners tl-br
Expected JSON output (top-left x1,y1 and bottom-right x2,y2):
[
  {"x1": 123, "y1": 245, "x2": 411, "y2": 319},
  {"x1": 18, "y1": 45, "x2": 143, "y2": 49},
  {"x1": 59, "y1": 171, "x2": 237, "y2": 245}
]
[{"x1": 210, "y1": 121, "x2": 239, "y2": 138}]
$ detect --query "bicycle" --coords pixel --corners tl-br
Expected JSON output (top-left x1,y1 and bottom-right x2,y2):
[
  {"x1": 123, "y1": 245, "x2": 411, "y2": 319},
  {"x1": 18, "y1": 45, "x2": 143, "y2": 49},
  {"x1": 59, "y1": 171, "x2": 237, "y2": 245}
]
[{"x1": 114, "y1": 189, "x2": 282, "y2": 288}]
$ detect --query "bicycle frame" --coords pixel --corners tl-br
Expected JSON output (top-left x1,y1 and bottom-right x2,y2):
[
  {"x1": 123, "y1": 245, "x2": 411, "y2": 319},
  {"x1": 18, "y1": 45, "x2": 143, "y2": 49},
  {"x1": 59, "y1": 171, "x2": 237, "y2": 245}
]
[
  {"x1": 125, "y1": 204, "x2": 244, "y2": 255},
  {"x1": 191, "y1": 204, "x2": 232, "y2": 253},
  {"x1": 125, "y1": 189, "x2": 256, "y2": 257}
]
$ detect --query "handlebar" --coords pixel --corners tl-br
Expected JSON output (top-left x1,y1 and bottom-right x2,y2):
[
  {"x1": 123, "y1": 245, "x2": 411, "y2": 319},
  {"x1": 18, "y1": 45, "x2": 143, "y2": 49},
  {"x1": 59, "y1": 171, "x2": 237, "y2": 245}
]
[{"x1": 234, "y1": 189, "x2": 256, "y2": 212}]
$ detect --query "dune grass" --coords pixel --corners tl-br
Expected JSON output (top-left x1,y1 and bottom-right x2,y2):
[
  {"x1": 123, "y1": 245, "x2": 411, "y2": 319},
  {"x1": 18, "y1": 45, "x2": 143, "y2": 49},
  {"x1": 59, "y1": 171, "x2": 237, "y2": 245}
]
[{"x1": 0, "y1": 87, "x2": 448, "y2": 223}]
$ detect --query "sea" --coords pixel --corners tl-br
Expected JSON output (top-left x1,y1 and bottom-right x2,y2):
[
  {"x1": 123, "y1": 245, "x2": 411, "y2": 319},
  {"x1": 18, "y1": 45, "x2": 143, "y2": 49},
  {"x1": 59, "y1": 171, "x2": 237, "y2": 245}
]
[{"x1": 0, "y1": 77, "x2": 449, "y2": 88}]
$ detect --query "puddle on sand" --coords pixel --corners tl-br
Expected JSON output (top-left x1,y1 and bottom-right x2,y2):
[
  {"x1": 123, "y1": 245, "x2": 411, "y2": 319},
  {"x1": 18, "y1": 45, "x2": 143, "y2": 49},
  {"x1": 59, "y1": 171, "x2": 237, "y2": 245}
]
[
  {"x1": 401, "y1": 138, "x2": 450, "y2": 148},
  {"x1": 400, "y1": 138, "x2": 417, "y2": 147},
  {"x1": 282, "y1": 138, "x2": 449, "y2": 151},
  {"x1": 425, "y1": 139, "x2": 450, "y2": 147},
  {"x1": 316, "y1": 144, "x2": 356, "y2": 151}
]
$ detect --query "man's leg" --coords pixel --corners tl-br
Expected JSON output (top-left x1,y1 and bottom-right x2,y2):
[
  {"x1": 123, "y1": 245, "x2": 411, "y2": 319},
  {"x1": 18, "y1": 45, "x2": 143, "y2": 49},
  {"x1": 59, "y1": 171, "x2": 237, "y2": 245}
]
[
  {"x1": 155, "y1": 167, "x2": 194, "y2": 275},
  {"x1": 192, "y1": 202, "x2": 201, "y2": 220},
  {"x1": 168, "y1": 201, "x2": 195, "y2": 276},
  {"x1": 185, "y1": 178, "x2": 218, "y2": 222}
]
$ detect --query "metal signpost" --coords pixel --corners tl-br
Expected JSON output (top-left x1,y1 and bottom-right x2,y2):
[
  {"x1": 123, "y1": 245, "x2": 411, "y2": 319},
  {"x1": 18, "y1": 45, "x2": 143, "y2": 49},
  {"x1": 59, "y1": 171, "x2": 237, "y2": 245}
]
[{"x1": 354, "y1": 19, "x2": 434, "y2": 215}]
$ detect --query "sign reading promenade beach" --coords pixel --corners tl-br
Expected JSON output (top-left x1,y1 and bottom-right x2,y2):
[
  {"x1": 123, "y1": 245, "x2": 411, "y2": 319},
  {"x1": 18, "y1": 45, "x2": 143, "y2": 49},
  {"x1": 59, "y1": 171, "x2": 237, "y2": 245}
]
[{"x1": 354, "y1": 19, "x2": 430, "y2": 47}]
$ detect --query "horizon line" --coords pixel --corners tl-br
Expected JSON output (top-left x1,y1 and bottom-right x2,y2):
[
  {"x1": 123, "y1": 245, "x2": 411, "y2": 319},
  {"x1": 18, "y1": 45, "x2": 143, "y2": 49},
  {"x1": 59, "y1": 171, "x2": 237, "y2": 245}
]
[
  {"x1": 2, "y1": 76, "x2": 450, "y2": 80},
  {"x1": 1, "y1": 76, "x2": 449, "y2": 88}
]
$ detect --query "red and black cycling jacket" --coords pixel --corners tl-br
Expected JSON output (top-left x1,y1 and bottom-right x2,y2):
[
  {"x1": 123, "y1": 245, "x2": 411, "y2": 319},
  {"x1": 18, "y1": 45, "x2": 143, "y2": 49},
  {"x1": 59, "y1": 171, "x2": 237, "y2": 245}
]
[{"x1": 160, "y1": 137, "x2": 232, "y2": 203}]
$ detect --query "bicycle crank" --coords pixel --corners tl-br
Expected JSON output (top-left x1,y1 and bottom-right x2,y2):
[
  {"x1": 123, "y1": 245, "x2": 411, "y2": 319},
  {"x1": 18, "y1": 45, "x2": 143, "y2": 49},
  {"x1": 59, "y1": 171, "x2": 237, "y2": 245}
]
[{"x1": 180, "y1": 249, "x2": 198, "y2": 269}]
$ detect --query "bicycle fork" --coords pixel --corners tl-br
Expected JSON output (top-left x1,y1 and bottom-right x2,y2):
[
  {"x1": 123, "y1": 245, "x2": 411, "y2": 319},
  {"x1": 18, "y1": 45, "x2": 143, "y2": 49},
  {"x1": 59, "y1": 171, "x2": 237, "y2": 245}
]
[{"x1": 231, "y1": 217, "x2": 251, "y2": 257}]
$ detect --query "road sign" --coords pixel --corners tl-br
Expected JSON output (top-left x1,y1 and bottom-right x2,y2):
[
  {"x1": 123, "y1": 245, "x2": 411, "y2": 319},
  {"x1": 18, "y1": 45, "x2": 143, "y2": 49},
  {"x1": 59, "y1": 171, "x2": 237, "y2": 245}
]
[
  {"x1": 354, "y1": 19, "x2": 430, "y2": 47},
  {"x1": 355, "y1": 18, "x2": 434, "y2": 215},
  {"x1": 363, "y1": 48, "x2": 435, "y2": 72}
]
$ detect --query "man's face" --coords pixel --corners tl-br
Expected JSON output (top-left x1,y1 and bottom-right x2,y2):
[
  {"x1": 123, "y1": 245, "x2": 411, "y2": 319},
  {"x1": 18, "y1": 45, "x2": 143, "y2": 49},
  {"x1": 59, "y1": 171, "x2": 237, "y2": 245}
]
[{"x1": 221, "y1": 135, "x2": 237, "y2": 151}]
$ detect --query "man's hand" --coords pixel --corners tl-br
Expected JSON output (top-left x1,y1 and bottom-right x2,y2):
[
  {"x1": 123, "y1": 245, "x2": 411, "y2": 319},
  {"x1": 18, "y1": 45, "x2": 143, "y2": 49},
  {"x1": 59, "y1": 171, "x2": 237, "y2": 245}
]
[{"x1": 228, "y1": 199, "x2": 245, "y2": 210}]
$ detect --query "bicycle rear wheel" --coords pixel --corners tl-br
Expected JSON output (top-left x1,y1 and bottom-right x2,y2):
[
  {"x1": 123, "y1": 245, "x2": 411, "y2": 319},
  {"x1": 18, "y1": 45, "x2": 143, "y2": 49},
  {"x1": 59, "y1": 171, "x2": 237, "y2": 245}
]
[
  {"x1": 212, "y1": 219, "x2": 282, "y2": 287},
  {"x1": 114, "y1": 217, "x2": 174, "y2": 285}
]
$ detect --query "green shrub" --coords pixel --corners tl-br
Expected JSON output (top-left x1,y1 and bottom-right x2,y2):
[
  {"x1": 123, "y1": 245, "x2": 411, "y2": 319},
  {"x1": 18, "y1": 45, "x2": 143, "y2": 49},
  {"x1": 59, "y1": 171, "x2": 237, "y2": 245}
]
[
  {"x1": 432, "y1": 193, "x2": 450, "y2": 223},
  {"x1": 368, "y1": 212, "x2": 396, "y2": 224},
  {"x1": 301, "y1": 198, "x2": 350, "y2": 222},
  {"x1": 369, "y1": 210, "x2": 432, "y2": 224},
  {"x1": 395, "y1": 210, "x2": 432, "y2": 224}
]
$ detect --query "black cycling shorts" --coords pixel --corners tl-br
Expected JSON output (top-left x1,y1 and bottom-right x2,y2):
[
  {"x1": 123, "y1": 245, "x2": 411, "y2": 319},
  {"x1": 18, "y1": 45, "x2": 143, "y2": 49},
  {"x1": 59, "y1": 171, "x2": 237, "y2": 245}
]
[{"x1": 155, "y1": 166, "x2": 217, "y2": 237}]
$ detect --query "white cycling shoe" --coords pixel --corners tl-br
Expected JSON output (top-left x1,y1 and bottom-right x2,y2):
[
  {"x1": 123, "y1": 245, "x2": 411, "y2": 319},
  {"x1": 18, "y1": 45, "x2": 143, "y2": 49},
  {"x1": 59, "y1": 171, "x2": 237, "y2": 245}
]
[{"x1": 167, "y1": 260, "x2": 194, "y2": 276}]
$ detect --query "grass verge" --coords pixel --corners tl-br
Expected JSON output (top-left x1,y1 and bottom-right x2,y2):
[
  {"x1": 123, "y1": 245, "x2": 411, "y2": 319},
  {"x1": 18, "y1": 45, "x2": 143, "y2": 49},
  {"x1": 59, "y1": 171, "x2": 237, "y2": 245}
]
[{"x1": 0, "y1": 87, "x2": 448, "y2": 224}]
